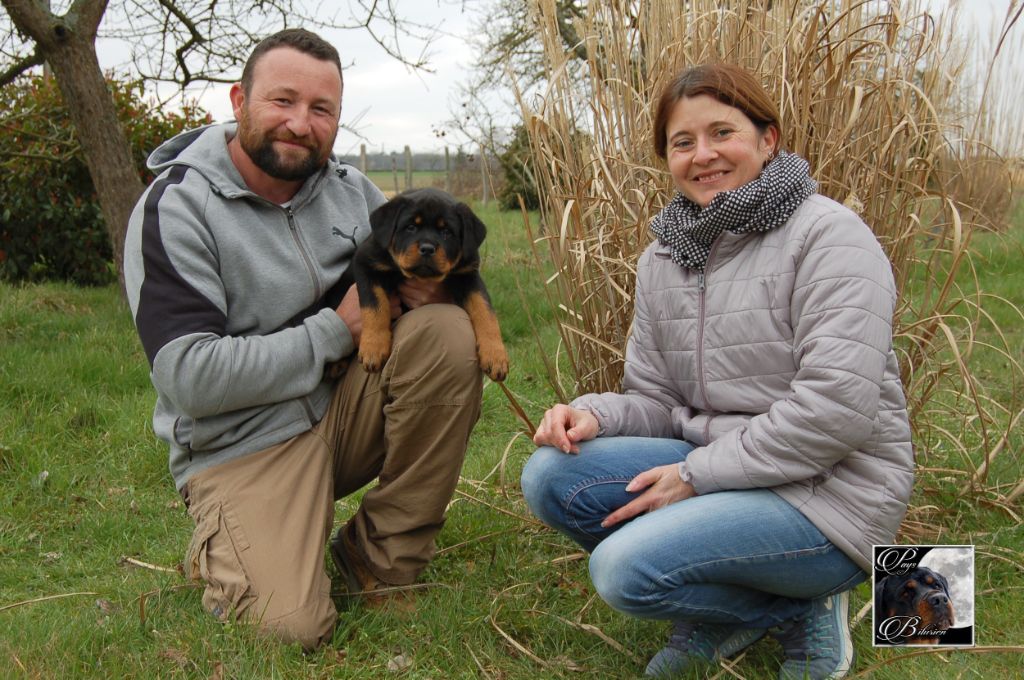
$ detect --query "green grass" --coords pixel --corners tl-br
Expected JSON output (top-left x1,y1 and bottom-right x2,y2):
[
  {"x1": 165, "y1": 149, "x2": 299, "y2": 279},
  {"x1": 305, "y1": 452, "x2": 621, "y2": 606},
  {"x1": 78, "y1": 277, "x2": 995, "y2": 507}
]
[{"x1": 1, "y1": 202, "x2": 1022, "y2": 678}]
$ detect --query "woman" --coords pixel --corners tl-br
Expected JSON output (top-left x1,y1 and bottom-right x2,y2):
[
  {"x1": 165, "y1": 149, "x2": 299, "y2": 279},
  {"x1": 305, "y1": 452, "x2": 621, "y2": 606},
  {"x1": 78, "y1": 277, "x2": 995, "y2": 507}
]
[{"x1": 521, "y1": 63, "x2": 913, "y2": 680}]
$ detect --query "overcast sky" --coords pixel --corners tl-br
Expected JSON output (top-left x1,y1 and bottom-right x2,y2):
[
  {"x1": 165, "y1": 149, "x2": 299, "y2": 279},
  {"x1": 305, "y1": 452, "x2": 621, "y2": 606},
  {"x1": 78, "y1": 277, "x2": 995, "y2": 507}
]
[
  {"x1": 96, "y1": 1, "x2": 485, "y2": 156},
  {"x1": 93, "y1": 0, "x2": 1018, "y2": 156}
]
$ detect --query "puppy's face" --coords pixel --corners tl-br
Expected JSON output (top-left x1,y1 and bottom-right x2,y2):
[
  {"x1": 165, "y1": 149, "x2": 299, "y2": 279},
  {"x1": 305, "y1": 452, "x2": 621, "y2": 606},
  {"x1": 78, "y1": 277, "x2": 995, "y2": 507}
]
[{"x1": 369, "y1": 188, "x2": 486, "y2": 280}]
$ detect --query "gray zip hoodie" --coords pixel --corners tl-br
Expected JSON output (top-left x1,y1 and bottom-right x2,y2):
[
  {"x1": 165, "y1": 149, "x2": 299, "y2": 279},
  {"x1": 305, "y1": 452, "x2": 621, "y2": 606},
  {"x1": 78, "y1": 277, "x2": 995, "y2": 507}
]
[{"x1": 124, "y1": 122, "x2": 386, "y2": 490}]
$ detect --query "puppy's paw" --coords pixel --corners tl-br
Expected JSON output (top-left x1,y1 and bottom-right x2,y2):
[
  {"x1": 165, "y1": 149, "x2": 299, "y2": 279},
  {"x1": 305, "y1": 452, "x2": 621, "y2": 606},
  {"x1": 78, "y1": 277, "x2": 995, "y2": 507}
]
[
  {"x1": 478, "y1": 342, "x2": 509, "y2": 382},
  {"x1": 359, "y1": 333, "x2": 392, "y2": 373}
]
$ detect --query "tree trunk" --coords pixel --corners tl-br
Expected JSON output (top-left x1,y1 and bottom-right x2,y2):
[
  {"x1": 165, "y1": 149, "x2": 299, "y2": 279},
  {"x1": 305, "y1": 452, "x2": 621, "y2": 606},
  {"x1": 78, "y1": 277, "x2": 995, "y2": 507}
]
[
  {"x1": 3, "y1": 0, "x2": 143, "y2": 292},
  {"x1": 46, "y1": 39, "x2": 143, "y2": 290}
]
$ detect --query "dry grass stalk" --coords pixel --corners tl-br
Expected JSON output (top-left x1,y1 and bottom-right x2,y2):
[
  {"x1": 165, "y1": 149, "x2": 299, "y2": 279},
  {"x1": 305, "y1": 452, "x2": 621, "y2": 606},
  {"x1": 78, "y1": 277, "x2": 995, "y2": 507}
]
[
  {"x1": 0, "y1": 591, "x2": 99, "y2": 613},
  {"x1": 455, "y1": 488, "x2": 546, "y2": 526},
  {"x1": 514, "y1": 0, "x2": 1022, "y2": 502},
  {"x1": 531, "y1": 609, "x2": 644, "y2": 662}
]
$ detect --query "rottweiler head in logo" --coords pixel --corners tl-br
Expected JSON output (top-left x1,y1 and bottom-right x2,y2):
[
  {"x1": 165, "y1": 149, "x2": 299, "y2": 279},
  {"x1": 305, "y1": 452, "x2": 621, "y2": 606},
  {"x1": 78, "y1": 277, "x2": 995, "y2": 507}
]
[{"x1": 875, "y1": 566, "x2": 954, "y2": 644}]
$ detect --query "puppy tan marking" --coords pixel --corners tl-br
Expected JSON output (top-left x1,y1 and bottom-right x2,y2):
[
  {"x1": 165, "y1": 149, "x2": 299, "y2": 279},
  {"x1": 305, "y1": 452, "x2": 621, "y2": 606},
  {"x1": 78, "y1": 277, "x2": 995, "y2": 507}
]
[
  {"x1": 393, "y1": 244, "x2": 454, "y2": 280},
  {"x1": 465, "y1": 290, "x2": 508, "y2": 381},
  {"x1": 358, "y1": 285, "x2": 393, "y2": 371}
]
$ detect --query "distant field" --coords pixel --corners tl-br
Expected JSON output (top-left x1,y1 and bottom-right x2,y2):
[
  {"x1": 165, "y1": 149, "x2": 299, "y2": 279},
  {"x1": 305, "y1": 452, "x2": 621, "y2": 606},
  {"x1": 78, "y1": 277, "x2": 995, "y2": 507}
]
[{"x1": 363, "y1": 170, "x2": 449, "y2": 196}]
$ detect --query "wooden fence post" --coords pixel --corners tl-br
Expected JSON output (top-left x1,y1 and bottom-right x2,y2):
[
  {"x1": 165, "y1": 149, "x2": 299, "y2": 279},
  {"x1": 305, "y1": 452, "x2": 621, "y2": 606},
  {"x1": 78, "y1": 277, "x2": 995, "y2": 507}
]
[
  {"x1": 445, "y1": 147, "x2": 452, "y2": 194},
  {"x1": 390, "y1": 153, "x2": 400, "y2": 195},
  {"x1": 479, "y1": 143, "x2": 489, "y2": 206},
  {"x1": 359, "y1": 144, "x2": 367, "y2": 174},
  {"x1": 404, "y1": 146, "x2": 413, "y2": 191}
]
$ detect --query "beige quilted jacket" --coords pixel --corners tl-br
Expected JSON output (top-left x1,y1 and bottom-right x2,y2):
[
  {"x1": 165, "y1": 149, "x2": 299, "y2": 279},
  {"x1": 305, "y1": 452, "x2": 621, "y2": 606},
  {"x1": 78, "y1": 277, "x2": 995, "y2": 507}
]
[{"x1": 572, "y1": 194, "x2": 914, "y2": 572}]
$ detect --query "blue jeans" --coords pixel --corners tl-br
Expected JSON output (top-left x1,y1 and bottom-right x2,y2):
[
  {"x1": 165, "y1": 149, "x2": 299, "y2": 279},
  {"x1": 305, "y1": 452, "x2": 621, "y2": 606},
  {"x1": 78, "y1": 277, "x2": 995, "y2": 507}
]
[{"x1": 521, "y1": 437, "x2": 865, "y2": 629}]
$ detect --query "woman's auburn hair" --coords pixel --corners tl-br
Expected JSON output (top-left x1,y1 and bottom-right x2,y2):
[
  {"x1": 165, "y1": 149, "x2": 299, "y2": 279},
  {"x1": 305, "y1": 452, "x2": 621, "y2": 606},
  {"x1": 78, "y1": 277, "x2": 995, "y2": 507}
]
[{"x1": 652, "y1": 63, "x2": 782, "y2": 159}]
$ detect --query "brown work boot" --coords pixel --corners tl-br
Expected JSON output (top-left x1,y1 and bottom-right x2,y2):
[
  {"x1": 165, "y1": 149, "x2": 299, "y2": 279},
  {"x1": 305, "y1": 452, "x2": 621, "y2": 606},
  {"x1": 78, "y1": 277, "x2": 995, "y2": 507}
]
[{"x1": 329, "y1": 523, "x2": 417, "y2": 610}]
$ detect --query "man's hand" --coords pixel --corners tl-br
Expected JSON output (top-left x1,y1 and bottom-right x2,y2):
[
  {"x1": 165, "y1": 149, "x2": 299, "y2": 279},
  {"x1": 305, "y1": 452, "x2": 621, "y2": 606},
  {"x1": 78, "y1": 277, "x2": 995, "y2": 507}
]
[
  {"x1": 601, "y1": 464, "x2": 696, "y2": 528},
  {"x1": 533, "y1": 404, "x2": 600, "y2": 454},
  {"x1": 336, "y1": 284, "x2": 401, "y2": 346},
  {"x1": 398, "y1": 277, "x2": 453, "y2": 309}
]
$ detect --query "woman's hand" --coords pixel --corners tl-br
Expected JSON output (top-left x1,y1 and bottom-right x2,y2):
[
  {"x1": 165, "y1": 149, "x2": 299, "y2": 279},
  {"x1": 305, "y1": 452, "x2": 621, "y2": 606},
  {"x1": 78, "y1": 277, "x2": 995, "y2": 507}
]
[
  {"x1": 601, "y1": 464, "x2": 696, "y2": 528},
  {"x1": 533, "y1": 404, "x2": 599, "y2": 454}
]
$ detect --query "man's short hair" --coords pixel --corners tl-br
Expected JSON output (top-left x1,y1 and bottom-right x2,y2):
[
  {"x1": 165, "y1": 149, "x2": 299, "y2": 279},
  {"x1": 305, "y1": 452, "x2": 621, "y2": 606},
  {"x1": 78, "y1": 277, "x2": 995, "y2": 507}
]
[{"x1": 241, "y1": 28, "x2": 343, "y2": 94}]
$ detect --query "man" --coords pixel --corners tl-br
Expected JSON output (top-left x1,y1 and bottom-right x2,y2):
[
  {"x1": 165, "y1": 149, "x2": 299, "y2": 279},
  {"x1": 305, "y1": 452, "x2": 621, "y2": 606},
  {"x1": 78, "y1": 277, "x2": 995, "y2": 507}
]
[{"x1": 124, "y1": 28, "x2": 483, "y2": 650}]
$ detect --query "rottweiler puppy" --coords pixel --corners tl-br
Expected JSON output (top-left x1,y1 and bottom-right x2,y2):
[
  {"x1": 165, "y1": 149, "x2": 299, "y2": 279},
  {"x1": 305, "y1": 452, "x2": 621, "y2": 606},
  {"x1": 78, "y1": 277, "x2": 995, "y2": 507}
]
[
  {"x1": 875, "y1": 566, "x2": 955, "y2": 644},
  {"x1": 352, "y1": 188, "x2": 508, "y2": 381}
]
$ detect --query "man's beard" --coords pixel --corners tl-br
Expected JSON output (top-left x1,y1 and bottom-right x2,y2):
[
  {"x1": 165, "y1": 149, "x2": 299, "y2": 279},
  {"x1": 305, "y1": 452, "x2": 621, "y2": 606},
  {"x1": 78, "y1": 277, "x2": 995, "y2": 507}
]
[{"x1": 237, "y1": 112, "x2": 331, "y2": 182}]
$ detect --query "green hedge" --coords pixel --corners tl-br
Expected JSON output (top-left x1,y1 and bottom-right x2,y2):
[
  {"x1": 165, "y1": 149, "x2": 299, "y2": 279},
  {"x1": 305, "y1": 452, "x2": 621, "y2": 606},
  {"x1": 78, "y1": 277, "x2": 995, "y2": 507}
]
[
  {"x1": 0, "y1": 76, "x2": 210, "y2": 285},
  {"x1": 497, "y1": 124, "x2": 540, "y2": 211}
]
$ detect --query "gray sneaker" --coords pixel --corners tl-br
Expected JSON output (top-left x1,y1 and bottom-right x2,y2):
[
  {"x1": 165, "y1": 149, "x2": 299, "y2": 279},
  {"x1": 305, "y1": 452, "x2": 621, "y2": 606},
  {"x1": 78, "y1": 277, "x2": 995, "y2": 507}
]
[
  {"x1": 772, "y1": 591, "x2": 853, "y2": 679},
  {"x1": 645, "y1": 621, "x2": 766, "y2": 677}
]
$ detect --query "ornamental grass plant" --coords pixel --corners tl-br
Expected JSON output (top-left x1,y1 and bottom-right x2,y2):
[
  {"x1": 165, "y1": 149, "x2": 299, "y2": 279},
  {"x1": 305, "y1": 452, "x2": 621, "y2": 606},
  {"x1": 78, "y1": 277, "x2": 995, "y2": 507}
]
[{"x1": 514, "y1": 0, "x2": 1022, "y2": 527}]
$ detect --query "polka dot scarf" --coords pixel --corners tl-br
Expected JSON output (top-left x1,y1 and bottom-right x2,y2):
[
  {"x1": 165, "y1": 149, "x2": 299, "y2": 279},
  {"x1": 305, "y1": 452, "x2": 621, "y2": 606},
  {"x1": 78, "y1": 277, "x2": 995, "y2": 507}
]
[{"x1": 650, "y1": 151, "x2": 817, "y2": 272}]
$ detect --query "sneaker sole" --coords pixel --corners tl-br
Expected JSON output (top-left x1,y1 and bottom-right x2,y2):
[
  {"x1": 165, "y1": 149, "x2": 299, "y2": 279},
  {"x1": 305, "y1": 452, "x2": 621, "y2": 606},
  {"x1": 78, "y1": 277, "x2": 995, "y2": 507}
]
[
  {"x1": 717, "y1": 626, "x2": 768, "y2": 659},
  {"x1": 829, "y1": 591, "x2": 853, "y2": 679},
  {"x1": 645, "y1": 626, "x2": 767, "y2": 678}
]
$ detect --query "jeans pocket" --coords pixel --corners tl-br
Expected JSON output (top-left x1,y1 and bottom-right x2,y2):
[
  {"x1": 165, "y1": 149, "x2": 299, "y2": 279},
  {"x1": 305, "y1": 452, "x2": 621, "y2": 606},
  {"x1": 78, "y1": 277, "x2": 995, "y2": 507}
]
[{"x1": 186, "y1": 500, "x2": 256, "y2": 620}]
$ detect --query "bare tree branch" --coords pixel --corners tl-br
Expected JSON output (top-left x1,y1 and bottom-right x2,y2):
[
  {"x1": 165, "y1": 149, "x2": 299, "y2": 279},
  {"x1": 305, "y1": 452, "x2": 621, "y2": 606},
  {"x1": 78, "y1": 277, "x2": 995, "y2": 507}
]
[
  {"x1": 0, "y1": 45, "x2": 43, "y2": 86},
  {"x1": 156, "y1": 0, "x2": 204, "y2": 85}
]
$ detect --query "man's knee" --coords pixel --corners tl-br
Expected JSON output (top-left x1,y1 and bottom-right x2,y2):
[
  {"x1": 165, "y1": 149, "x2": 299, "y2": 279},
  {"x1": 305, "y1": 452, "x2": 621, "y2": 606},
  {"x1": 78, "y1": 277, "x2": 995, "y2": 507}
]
[
  {"x1": 257, "y1": 595, "x2": 337, "y2": 651},
  {"x1": 395, "y1": 305, "x2": 475, "y2": 357},
  {"x1": 390, "y1": 304, "x2": 481, "y2": 389}
]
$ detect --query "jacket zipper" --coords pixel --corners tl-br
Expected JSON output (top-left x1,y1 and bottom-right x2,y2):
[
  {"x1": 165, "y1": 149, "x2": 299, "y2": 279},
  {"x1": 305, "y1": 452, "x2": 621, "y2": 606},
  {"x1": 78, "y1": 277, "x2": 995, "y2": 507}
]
[
  {"x1": 696, "y1": 238, "x2": 723, "y2": 426},
  {"x1": 285, "y1": 207, "x2": 322, "y2": 301}
]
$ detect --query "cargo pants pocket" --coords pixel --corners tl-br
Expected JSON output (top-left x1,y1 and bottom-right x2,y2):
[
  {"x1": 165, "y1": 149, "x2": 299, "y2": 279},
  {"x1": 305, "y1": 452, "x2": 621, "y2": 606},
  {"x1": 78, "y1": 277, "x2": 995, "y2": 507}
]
[{"x1": 186, "y1": 500, "x2": 256, "y2": 621}]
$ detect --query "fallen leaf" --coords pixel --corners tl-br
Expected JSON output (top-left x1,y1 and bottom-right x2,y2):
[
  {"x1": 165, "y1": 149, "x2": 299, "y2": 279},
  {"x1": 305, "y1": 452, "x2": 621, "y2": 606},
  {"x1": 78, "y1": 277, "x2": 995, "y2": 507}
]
[
  {"x1": 95, "y1": 598, "x2": 117, "y2": 615},
  {"x1": 324, "y1": 648, "x2": 348, "y2": 665},
  {"x1": 387, "y1": 653, "x2": 412, "y2": 672},
  {"x1": 551, "y1": 655, "x2": 583, "y2": 671}
]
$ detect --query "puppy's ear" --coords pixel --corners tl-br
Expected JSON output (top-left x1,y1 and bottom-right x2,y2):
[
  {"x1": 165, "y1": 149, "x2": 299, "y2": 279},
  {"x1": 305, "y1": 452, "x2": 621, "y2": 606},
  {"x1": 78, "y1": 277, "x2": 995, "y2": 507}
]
[
  {"x1": 369, "y1": 196, "x2": 410, "y2": 250},
  {"x1": 455, "y1": 202, "x2": 486, "y2": 260}
]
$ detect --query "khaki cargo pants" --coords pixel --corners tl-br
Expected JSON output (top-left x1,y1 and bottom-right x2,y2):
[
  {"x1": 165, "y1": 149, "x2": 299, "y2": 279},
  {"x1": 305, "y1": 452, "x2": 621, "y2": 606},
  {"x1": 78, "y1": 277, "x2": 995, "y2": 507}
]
[{"x1": 182, "y1": 305, "x2": 483, "y2": 649}]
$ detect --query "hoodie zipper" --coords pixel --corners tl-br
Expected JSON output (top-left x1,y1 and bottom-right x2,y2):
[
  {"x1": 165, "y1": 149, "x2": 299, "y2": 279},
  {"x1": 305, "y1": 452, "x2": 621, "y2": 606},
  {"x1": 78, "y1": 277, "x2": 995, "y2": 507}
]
[
  {"x1": 284, "y1": 208, "x2": 327, "y2": 424},
  {"x1": 285, "y1": 207, "x2": 322, "y2": 301}
]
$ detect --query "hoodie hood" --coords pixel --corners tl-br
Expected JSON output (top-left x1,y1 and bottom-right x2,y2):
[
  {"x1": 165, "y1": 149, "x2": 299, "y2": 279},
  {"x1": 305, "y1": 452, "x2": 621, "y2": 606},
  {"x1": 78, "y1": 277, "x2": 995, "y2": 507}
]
[{"x1": 146, "y1": 122, "x2": 339, "y2": 205}]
